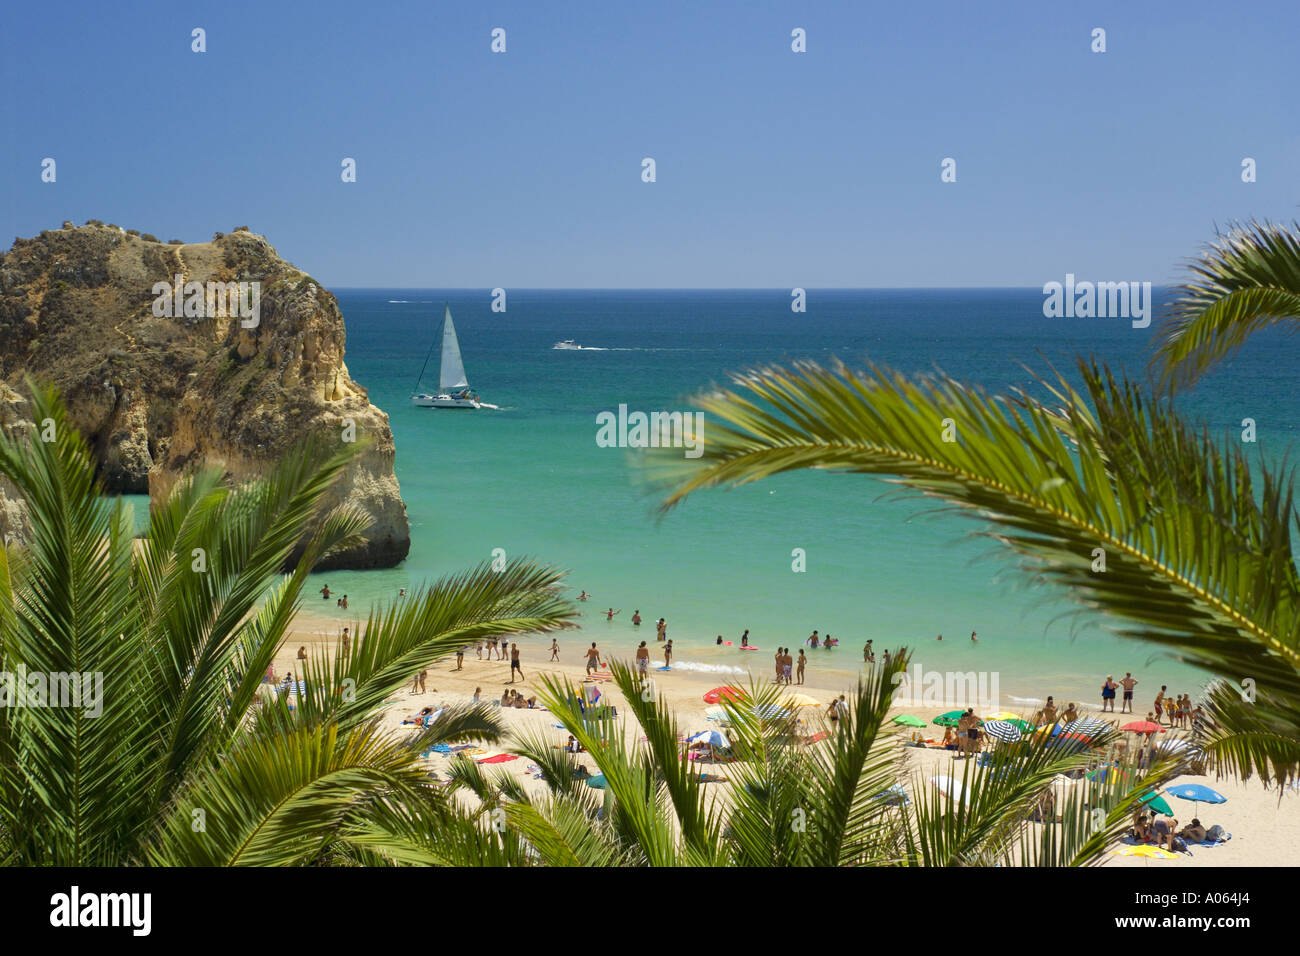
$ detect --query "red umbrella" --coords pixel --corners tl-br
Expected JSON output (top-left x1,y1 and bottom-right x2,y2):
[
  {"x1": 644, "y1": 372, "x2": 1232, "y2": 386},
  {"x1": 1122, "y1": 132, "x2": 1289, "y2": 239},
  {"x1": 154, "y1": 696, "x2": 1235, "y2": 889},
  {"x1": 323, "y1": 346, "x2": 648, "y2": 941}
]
[
  {"x1": 703, "y1": 686, "x2": 746, "y2": 704},
  {"x1": 1121, "y1": 721, "x2": 1166, "y2": 735}
]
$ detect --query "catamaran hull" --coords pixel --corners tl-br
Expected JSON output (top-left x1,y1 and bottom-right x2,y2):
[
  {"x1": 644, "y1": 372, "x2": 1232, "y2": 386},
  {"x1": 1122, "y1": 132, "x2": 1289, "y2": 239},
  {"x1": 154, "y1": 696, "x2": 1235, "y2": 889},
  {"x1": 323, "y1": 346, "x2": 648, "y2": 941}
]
[{"x1": 411, "y1": 394, "x2": 481, "y2": 409}]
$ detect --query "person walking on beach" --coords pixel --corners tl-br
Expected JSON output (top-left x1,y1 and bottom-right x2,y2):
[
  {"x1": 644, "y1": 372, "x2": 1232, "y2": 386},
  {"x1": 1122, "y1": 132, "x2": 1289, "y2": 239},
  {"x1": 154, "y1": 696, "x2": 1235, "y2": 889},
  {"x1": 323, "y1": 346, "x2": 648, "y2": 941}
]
[
  {"x1": 456, "y1": 646, "x2": 465, "y2": 670},
  {"x1": 796, "y1": 649, "x2": 806, "y2": 685},
  {"x1": 341, "y1": 627, "x2": 350, "y2": 655},
  {"x1": 550, "y1": 638, "x2": 560, "y2": 661},
  {"x1": 663, "y1": 640, "x2": 673, "y2": 667},
  {"x1": 1101, "y1": 675, "x2": 1117, "y2": 712},
  {"x1": 605, "y1": 607, "x2": 621, "y2": 621},
  {"x1": 411, "y1": 668, "x2": 427, "y2": 695},
  {"x1": 631, "y1": 610, "x2": 641, "y2": 626},
  {"x1": 585, "y1": 642, "x2": 602, "y2": 674},
  {"x1": 636, "y1": 640, "x2": 649, "y2": 677},
  {"x1": 510, "y1": 643, "x2": 524, "y2": 682},
  {"x1": 1120, "y1": 673, "x2": 1139, "y2": 713}
]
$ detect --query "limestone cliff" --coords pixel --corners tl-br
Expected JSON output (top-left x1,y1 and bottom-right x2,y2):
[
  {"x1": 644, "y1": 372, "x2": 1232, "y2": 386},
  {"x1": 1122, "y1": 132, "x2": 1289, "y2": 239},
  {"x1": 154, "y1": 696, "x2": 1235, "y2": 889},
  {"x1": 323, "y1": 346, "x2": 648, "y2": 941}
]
[{"x1": 0, "y1": 222, "x2": 410, "y2": 569}]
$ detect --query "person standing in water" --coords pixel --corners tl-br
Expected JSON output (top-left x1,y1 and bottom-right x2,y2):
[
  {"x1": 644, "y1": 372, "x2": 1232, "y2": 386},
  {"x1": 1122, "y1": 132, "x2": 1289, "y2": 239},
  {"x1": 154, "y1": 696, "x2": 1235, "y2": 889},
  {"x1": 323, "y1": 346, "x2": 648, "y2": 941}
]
[
  {"x1": 578, "y1": 590, "x2": 590, "y2": 602},
  {"x1": 740, "y1": 629, "x2": 749, "y2": 647},
  {"x1": 605, "y1": 608, "x2": 621, "y2": 621},
  {"x1": 970, "y1": 630, "x2": 977, "y2": 642},
  {"x1": 663, "y1": 640, "x2": 673, "y2": 667},
  {"x1": 631, "y1": 610, "x2": 641, "y2": 626},
  {"x1": 656, "y1": 618, "x2": 666, "y2": 641}
]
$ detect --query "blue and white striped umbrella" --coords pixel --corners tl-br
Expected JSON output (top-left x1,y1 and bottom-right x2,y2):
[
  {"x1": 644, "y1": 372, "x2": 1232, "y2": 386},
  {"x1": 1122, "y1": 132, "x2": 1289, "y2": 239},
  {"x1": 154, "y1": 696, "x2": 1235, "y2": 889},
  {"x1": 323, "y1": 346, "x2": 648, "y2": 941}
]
[
  {"x1": 755, "y1": 703, "x2": 792, "y2": 721},
  {"x1": 1059, "y1": 717, "x2": 1109, "y2": 738},
  {"x1": 982, "y1": 720, "x2": 1023, "y2": 743}
]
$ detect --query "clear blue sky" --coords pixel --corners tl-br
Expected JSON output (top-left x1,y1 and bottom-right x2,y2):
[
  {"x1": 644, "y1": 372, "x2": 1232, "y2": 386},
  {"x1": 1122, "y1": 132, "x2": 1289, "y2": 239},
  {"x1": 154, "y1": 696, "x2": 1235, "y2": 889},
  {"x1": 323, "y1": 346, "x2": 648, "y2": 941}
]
[{"x1": 2, "y1": 0, "x2": 1297, "y2": 287}]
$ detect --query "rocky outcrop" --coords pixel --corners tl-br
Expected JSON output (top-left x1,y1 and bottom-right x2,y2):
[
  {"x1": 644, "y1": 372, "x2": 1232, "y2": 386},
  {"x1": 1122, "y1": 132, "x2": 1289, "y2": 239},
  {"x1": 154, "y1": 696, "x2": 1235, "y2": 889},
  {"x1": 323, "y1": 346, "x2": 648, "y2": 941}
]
[
  {"x1": 0, "y1": 223, "x2": 410, "y2": 568},
  {"x1": 0, "y1": 383, "x2": 33, "y2": 546}
]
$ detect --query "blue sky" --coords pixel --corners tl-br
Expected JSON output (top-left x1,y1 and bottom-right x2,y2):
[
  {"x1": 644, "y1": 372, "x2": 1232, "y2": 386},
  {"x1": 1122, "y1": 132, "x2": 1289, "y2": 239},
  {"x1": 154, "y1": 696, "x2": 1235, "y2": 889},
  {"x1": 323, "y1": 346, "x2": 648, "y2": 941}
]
[{"x1": 3, "y1": 0, "x2": 1297, "y2": 287}]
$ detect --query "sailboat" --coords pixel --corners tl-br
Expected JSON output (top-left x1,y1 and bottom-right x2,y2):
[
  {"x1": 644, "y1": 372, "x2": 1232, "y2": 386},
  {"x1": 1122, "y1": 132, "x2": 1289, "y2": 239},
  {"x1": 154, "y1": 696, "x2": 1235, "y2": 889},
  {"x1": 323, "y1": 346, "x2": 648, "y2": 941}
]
[{"x1": 411, "y1": 305, "x2": 491, "y2": 409}]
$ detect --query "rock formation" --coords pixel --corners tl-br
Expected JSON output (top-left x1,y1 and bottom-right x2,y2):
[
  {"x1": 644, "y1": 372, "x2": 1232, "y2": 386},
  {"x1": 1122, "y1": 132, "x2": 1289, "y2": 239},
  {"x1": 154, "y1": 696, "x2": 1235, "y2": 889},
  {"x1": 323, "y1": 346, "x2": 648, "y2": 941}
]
[{"x1": 0, "y1": 223, "x2": 410, "y2": 568}]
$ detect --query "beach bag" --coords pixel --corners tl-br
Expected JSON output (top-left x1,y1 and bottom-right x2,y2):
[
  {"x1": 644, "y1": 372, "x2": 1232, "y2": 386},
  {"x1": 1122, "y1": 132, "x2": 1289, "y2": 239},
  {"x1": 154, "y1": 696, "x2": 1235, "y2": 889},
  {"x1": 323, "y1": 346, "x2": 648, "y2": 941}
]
[{"x1": 1206, "y1": 824, "x2": 1226, "y2": 842}]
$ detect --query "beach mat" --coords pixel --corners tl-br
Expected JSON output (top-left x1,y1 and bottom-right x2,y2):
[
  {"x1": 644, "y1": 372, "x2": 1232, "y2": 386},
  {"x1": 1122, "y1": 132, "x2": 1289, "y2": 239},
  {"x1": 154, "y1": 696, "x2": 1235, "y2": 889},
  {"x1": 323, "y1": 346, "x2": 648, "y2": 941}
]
[{"x1": 477, "y1": 754, "x2": 519, "y2": 764}]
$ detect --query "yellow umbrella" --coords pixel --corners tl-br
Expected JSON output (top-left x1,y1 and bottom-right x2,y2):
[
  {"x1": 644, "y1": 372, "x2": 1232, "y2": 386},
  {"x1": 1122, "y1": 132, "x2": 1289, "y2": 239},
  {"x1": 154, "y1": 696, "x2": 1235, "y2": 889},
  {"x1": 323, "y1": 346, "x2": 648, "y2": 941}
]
[
  {"x1": 787, "y1": 694, "x2": 821, "y2": 707},
  {"x1": 1114, "y1": 845, "x2": 1178, "y2": 859},
  {"x1": 984, "y1": 711, "x2": 1022, "y2": 722}
]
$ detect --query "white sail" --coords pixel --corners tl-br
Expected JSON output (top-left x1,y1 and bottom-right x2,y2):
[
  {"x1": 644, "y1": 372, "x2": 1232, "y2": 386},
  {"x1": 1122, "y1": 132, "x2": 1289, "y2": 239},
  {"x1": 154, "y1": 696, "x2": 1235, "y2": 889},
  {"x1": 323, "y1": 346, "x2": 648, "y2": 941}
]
[{"x1": 438, "y1": 306, "x2": 468, "y2": 391}]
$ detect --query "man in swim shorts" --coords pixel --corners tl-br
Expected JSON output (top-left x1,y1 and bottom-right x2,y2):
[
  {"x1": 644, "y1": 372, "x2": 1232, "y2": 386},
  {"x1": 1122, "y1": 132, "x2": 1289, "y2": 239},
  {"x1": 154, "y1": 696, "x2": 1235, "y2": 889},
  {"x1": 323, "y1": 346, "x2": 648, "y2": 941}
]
[
  {"x1": 636, "y1": 640, "x2": 649, "y2": 675},
  {"x1": 585, "y1": 642, "x2": 602, "y2": 674},
  {"x1": 510, "y1": 643, "x2": 524, "y2": 682},
  {"x1": 1120, "y1": 672, "x2": 1139, "y2": 713}
]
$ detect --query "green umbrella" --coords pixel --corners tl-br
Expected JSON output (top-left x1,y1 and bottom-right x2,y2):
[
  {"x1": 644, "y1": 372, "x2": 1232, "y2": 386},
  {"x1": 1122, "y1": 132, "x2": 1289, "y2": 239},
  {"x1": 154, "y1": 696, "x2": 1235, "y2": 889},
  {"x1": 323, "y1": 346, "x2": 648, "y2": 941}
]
[
  {"x1": 1005, "y1": 718, "x2": 1033, "y2": 732},
  {"x1": 893, "y1": 714, "x2": 927, "y2": 728},
  {"x1": 934, "y1": 710, "x2": 982, "y2": 727},
  {"x1": 1140, "y1": 791, "x2": 1173, "y2": 816}
]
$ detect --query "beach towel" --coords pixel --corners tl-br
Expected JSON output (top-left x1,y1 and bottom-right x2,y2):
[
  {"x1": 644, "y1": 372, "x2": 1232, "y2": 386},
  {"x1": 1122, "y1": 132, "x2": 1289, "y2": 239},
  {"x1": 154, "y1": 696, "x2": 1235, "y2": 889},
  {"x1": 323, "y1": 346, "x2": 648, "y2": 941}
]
[{"x1": 477, "y1": 754, "x2": 519, "y2": 764}]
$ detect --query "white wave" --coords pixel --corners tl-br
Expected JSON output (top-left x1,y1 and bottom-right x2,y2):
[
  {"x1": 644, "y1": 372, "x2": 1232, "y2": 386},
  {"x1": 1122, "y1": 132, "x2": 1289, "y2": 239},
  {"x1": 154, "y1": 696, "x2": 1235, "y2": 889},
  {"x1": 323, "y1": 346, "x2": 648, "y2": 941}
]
[{"x1": 673, "y1": 661, "x2": 747, "y2": 675}]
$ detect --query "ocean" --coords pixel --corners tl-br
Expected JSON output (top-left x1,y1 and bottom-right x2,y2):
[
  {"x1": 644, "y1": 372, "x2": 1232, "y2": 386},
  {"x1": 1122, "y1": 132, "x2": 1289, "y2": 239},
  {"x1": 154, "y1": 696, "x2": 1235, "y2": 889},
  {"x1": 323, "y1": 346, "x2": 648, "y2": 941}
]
[{"x1": 134, "y1": 289, "x2": 1300, "y2": 709}]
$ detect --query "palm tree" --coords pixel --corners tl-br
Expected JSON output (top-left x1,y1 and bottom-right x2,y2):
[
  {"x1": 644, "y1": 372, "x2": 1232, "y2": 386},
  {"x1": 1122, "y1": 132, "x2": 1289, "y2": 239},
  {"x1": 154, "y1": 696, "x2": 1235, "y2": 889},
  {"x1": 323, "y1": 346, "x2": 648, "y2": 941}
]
[
  {"x1": 1152, "y1": 219, "x2": 1300, "y2": 392},
  {"x1": 647, "y1": 349, "x2": 1300, "y2": 790},
  {"x1": 0, "y1": 386, "x2": 576, "y2": 866}
]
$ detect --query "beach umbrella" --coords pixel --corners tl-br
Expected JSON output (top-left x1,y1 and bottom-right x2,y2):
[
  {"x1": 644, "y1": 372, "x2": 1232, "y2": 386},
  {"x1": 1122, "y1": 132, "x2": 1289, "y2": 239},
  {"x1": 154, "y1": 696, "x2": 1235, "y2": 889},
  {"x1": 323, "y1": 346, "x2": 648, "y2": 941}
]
[
  {"x1": 983, "y1": 711, "x2": 1022, "y2": 722},
  {"x1": 1166, "y1": 784, "x2": 1226, "y2": 810},
  {"x1": 1059, "y1": 717, "x2": 1109, "y2": 739},
  {"x1": 930, "y1": 775, "x2": 968, "y2": 805},
  {"x1": 703, "y1": 686, "x2": 745, "y2": 705},
  {"x1": 934, "y1": 710, "x2": 978, "y2": 727},
  {"x1": 1121, "y1": 721, "x2": 1165, "y2": 735},
  {"x1": 688, "y1": 729, "x2": 729, "y2": 749},
  {"x1": 1140, "y1": 791, "x2": 1174, "y2": 816},
  {"x1": 755, "y1": 703, "x2": 792, "y2": 721},
  {"x1": 1114, "y1": 845, "x2": 1178, "y2": 860},
  {"x1": 787, "y1": 693, "x2": 822, "y2": 707},
  {"x1": 892, "y1": 714, "x2": 927, "y2": 728},
  {"x1": 982, "y1": 720, "x2": 1023, "y2": 743}
]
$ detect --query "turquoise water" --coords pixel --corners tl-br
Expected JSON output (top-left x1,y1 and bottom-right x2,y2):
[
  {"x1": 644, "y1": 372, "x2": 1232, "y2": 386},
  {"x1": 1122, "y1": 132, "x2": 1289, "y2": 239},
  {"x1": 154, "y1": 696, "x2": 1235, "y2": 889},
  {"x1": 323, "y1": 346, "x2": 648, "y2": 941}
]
[{"x1": 125, "y1": 290, "x2": 1300, "y2": 707}]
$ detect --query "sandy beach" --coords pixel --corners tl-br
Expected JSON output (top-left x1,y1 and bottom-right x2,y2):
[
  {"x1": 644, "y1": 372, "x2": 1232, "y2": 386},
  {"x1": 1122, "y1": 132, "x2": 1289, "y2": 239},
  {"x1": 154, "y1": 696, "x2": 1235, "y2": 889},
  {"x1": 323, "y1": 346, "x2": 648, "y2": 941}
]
[{"x1": 276, "y1": 612, "x2": 1300, "y2": 867}]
